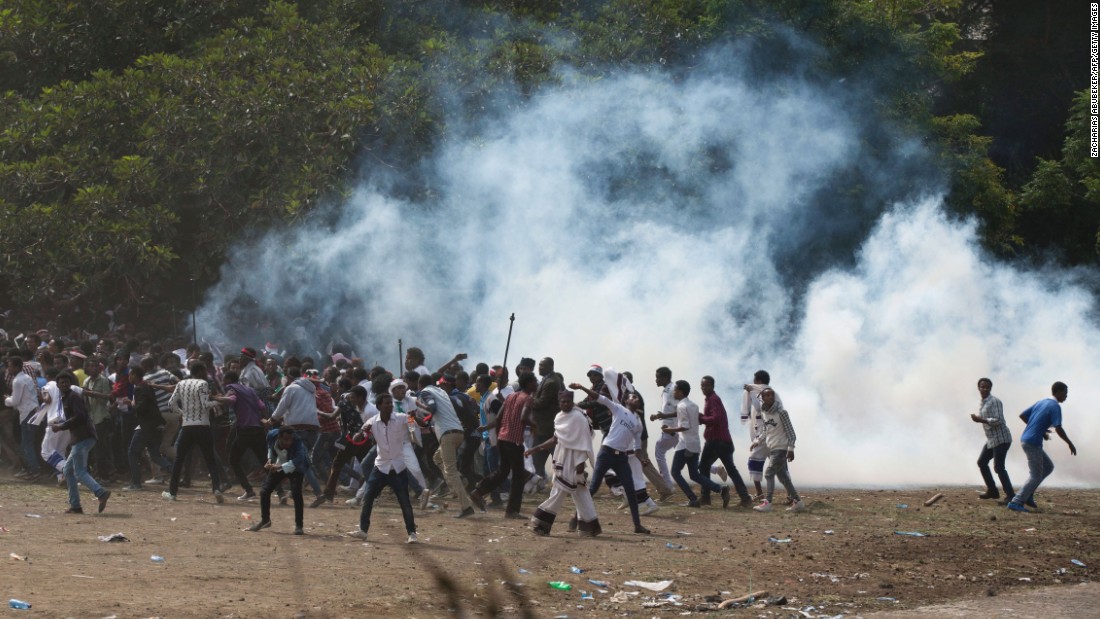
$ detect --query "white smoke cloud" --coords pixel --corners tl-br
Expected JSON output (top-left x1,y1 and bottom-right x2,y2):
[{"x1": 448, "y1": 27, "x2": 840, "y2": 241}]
[{"x1": 199, "y1": 47, "x2": 1099, "y2": 487}]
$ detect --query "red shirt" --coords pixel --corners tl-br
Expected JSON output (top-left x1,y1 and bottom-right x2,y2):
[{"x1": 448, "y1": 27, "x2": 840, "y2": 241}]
[
  {"x1": 700, "y1": 391, "x2": 732, "y2": 442},
  {"x1": 497, "y1": 391, "x2": 531, "y2": 445}
]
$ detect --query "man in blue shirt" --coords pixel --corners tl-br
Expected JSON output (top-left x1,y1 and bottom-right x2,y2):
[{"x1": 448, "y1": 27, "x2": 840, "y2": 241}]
[{"x1": 1007, "y1": 382, "x2": 1077, "y2": 513}]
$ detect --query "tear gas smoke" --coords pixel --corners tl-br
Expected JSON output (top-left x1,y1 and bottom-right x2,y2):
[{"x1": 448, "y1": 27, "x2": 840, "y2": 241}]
[{"x1": 198, "y1": 45, "x2": 1099, "y2": 487}]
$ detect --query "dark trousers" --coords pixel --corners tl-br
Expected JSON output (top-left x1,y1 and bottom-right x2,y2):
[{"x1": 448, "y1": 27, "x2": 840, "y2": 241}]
[
  {"x1": 474, "y1": 440, "x2": 526, "y2": 514},
  {"x1": 112, "y1": 414, "x2": 138, "y2": 472},
  {"x1": 260, "y1": 469, "x2": 304, "y2": 527},
  {"x1": 590, "y1": 446, "x2": 641, "y2": 527},
  {"x1": 698, "y1": 439, "x2": 752, "y2": 502},
  {"x1": 169, "y1": 425, "x2": 222, "y2": 495},
  {"x1": 92, "y1": 419, "x2": 116, "y2": 478},
  {"x1": 672, "y1": 449, "x2": 722, "y2": 502},
  {"x1": 978, "y1": 441, "x2": 1014, "y2": 498},
  {"x1": 531, "y1": 431, "x2": 554, "y2": 478},
  {"x1": 322, "y1": 440, "x2": 373, "y2": 497},
  {"x1": 128, "y1": 426, "x2": 174, "y2": 485},
  {"x1": 359, "y1": 467, "x2": 416, "y2": 535},
  {"x1": 229, "y1": 427, "x2": 268, "y2": 494},
  {"x1": 458, "y1": 434, "x2": 484, "y2": 489}
]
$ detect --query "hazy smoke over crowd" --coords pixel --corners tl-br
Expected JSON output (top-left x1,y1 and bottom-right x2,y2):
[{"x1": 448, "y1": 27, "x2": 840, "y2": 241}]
[{"x1": 199, "y1": 43, "x2": 1099, "y2": 487}]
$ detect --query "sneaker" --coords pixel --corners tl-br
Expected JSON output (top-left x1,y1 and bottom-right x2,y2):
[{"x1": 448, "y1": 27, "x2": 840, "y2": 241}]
[
  {"x1": 213, "y1": 490, "x2": 225, "y2": 504},
  {"x1": 248, "y1": 520, "x2": 272, "y2": 532},
  {"x1": 98, "y1": 490, "x2": 111, "y2": 513},
  {"x1": 64, "y1": 506, "x2": 84, "y2": 514},
  {"x1": 716, "y1": 466, "x2": 728, "y2": 481},
  {"x1": 161, "y1": 491, "x2": 176, "y2": 501},
  {"x1": 279, "y1": 494, "x2": 288, "y2": 506},
  {"x1": 418, "y1": 489, "x2": 431, "y2": 511},
  {"x1": 1006, "y1": 502, "x2": 1030, "y2": 513},
  {"x1": 658, "y1": 490, "x2": 675, "y2": 503},
  {"x1": 977, "y1": 490, "x2": 999, "y2": 500},
  {"x1": 469, "y1": 489, "x2": 487, "y2": 512},
  {"x1": 238, "y1": 492, "x2": 256, "y2": 502},
  {"x1": 753, "y1": 499, "x2": 772, "y2": 512},
  {"x1": 293, "y1": 527, "x2": 304, "y2": 535},
  {"x1": 21, "y1": 472, "x2": 42, "y2": 483},
  {"x1": 721, "y1": 486, "x2": 731, "y2": 509},
  {"x1": 122, "y1": 484, "x2": 143, "y2": 491},
  {"x1": 406, "y1": 532, "x2": 419, "y2": 544},
  {"x1": 345, "y1": 496, "x2": 362, "y2": 507},
  {"x1": 523, "y1": 475, "x2": 541, "y2": 495},
  {"x1": 634, "y1": 525, "x2": 651, "y2": 535},
  {"x1": 346, "y1": 529, "x2": 368, "y2": 540},
  {"x1": 786, "y1": 499, "x2": 805, "y2": 512},
  {"x1": 453, "y1": 506, "x2": 475, "y2": 519},
  {"x1": 309, "y1": 494, "x2": 330, "y2": 508},
  {"x1": 639, "y1": 500, "x2": 660, "y2": 516},
  {"x1": 145, "y1": 477, "x2": 166, "y2": 485},
  {"x1": 504, "y1": 511, "x2": 526, "y2": 520},
  {"x1": 680, "y1": 500, "x2": 701, "y2": 508},
  {"x1": 1025, "y1": 498, "x2": 1038, "y2": 509},
  {"x1": 738, "y1": 498, "x2": 754, "y2": 509}
]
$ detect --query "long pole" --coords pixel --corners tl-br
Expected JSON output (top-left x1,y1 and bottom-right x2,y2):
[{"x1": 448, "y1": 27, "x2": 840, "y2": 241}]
[
  {"x1": 398, "y1": 338, "x2": 403, "y2": 374},
  {"x1": 501, "y1": 313, "x2": 515, "y2": 371},
  {"x1": 190, "y1": 277, "x2": 198, "y2": 347}
]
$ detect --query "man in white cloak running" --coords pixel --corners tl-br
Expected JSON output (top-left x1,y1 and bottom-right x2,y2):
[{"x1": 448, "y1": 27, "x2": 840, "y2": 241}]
[{"x1": 526, "y1": 390, "x2": 601, "y2": 537}]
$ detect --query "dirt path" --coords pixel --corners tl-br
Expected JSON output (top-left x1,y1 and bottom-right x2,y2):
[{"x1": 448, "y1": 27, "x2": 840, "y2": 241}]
[{"x1": 1, "y1": 478, "x2": 1096, "y2": 617}]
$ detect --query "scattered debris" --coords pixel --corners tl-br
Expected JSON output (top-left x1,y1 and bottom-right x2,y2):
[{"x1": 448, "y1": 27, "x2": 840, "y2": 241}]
[
  {"x1": 823, "y1": 530, "x2": 834, "y2": 535},
  {"x1": 717, "y1": 590, "x2": 768, "y2": 609},
  {"x1": 896, "y1": 504, "x2": 909, "y2": 509},
  {"x1": 622, "y1": 579, "x2": 673, "y2": 592},
  {"x1": 570, "y1": 566, "x2": 585, "y2": 574},
  {"x1": 587, "y1": 579, "x2": 609, "y2": 588},
  {"x1": 665, "y1": 542, "x2": 685, "y2": 549},
  {"x1": 23, "y1": 514, "x2": 41, "y2": 519},
  {"x1": 518, "y1": 568, "x2": 530, "y2": 574},
  {"x1": 548, "y1": 581, "x2": 572, "y2": 591},
  {"x1": 150, "y1": 555, "x2": 165, "y2": 563},
  {"x1": 894, "y1": 531, "x2": 928, "y2": 537},
  {"x1": 9, "y1": 553, "x2": 28, "y2": 561},
  {"x1": 768, "y1": 537, "x2": 792, "y2": 543},
  {"x1": 924, "y1": 493, "x2": 945, "y2": 507},
  {"x1": 1071, "y1": 559, "x2": 1087, "y2": 568},
  {"x1": 97, "y1": 533, "x2": 130, "y2": 542}
]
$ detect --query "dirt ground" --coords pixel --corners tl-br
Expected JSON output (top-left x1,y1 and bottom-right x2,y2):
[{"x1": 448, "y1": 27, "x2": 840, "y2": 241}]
[{"x1": 1, "y1": 476, "x2": 1097, "y2": 618}]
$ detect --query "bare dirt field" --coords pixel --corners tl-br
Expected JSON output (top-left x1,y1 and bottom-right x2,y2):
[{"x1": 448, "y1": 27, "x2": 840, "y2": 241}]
[{"x1": 1, "y1": 477, "x2": 1097, "y2": 618}]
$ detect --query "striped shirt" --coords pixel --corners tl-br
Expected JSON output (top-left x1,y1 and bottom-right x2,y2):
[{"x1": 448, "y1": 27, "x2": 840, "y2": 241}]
[
  {"x1": 144, "y1": 368, "x2": 178, "y2": 413},
  {"x1": 497, "y1": 390, "x2": 531, "y2": 445},
  {"x1": 978, "y1": 395, "x2": 1011, "y2": 448}
]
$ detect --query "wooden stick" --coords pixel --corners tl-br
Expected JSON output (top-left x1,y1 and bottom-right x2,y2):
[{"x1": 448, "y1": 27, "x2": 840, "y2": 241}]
[
  {"x1": 924, "y1": 492, "x2": 945, "y2": 506},
  {"x1": 718, "y1": 590, "x2": 768, "y2": 608}
]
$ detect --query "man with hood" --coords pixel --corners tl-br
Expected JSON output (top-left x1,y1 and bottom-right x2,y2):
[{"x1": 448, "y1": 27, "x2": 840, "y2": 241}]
[
  {"x1": 526, "y1": 389, "x2": 601, "y2": 537},
  {"x1": 269, "y1": 366, "x2": 324, "y2": 498}
]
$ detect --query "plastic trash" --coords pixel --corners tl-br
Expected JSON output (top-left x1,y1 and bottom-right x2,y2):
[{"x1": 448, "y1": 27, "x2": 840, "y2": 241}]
[
  {"x1": 9, "y1": 553, "x2": 27, "y2": 561},
  {"x1": 1071, "y1": 559, "x2": 1087, "y2": 568},
  {"x1": 588, "y1": 579, "x2": 609, "y2": 588},
  {"x1": 665, "y1": 542, "x2": 685, "y2": 549},
  {"x1": 876, "y1": 597, "x2": 897, "y2": 602},
  {"x1": 823, "y1": 530, "x2": 835, "y2": 535},
  {"x1": 580, "y1": 590, "x2": 594, "y2": 600},
  {"x1": 894, "y1": 531, "x2": 927, "y2": 537},
  {"x1": 518, "y1": 568, "x2": 530, "y2": 574},
  {"x1": 768, "y1": 537, "x2": 792, "y2": 543},
  {"x1": 570, "y1": 566, "x2": 585, "y2": 574},
  {"x1": 97, "y1": 533, "x2": 130, "y2": 542},
  {"x1": 622, "y1": 579, "x2": 673, "y2": 592},
  {"x1": 150, "y1": 555, "x2": 165, "y2": 563},
  {"x1": 24, "y1": 514, "x2": 41, "y2": 519},
  {"x1": 8, "y1": 599, "x2": 31, "y2": 610},
  {"x1": 0, "y1": 526, "x2": 9, "y2": 533},
  {"x1": 548, "y1": 581, "x2": 572, "y2": 591},
  {"x1": 240, "y1": 512, "x2": 252, "y2": 521},
  {"x1": 896, "y1": 504, "x2": 908, "y2": 509}
]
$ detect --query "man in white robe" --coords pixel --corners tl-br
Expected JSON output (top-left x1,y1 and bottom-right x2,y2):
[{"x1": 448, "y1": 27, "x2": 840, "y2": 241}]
[{"x1": 526, "y1": 390, "x2": 600, "y2": 536}]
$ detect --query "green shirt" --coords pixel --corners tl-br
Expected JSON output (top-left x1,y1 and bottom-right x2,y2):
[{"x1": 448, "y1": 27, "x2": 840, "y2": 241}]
[{"x1": 83, "y1": 375, "x2": 112, "y2": 425}]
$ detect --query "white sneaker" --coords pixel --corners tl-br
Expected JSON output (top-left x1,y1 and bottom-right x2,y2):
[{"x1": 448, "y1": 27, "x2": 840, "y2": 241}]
[
  {"x1": 610, "y1": 484, "x2": 624, "y2": 497},
  {"x1": 523, "y1": 475, "x2": 541, "y2": 495},
  {"x1": 406, "y1": 532, "x2": 418, "y2": 544},
  {"x1": 346, "y1": 497, "x2": 362, "y2": 507},
  {"x1": 161, "y1": 491, "x2": 176, "y2": 501},
  {"x1": 346, "y1": 529, "x2": 368, "y2": 540},
  {"x1": 785, "y1": 499, "x2": 805, "y2": 512},
  {"x1": 753, "y1": 499, "x2": 772, "y2": 512},
  {"x1": 639, "y1": 500, "x2": 660, "y2": 516},
  {"x1": 145, "y1": 477, "x2": 166, "y2": 485}
]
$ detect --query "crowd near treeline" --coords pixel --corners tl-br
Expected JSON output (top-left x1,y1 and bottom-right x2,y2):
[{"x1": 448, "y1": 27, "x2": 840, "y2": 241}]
[{"x1": 0, "y1": 0, "x2": 1093, "y2": 335}]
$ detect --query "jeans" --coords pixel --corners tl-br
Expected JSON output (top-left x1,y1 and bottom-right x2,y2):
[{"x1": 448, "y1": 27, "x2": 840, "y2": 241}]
[
  {"x1": 128, "y1": 426, "x2": 174, "y2": 485},
  {"x1": 672, "y1": 448, "x2": 721, "y2": 502},
  {"x1": 312, "y1": 430, "x2": 340, "y2": 480},
  {"x1": 169, "y1": 425, "x2": 222, "y2": 495},
  {"x1": 229, "y1": 427, "x2": 268, "y2": 494},
  {"x1": 765, "y1": 449, "x2": 800, "y2": 503},
  {"x1": 590, "y1": 447, "x2": 641, "y2": 527},
  {"x1": 20, "y1": 418, "x2": 42, "y2": 474},
  {"x1": 292, "y1": 428, "x2": 323, "y2": 495},
  {"x1": 65, "y1": 437, "x2": 107, "y2": 509},
  {"x1": 698, "y1": 440, "x2": 752, "y2": 502},
  {"x1": 1013, "y1": 442, "x2": 1054, "y2": 505},
  {"x1": 977, "y1": 441, "x2": 1014, "y2": 498},
  {"x1": 260, "y1": 469, "x2": 303, "y2": 528},
  {"x1": 359, "y1": 467, "x2": 417, "y2": 535}
]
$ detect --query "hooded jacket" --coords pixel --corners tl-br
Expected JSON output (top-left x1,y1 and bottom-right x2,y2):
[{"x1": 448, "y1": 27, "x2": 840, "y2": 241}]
[{"x1": 271, "y1": 377, "x2": 318, "y2": 427}]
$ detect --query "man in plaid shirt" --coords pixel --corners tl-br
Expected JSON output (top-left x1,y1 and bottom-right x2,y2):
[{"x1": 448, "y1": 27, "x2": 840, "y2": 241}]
[{"x1": 970, "y1": 377, "x2": 1015, "y2": 503}]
